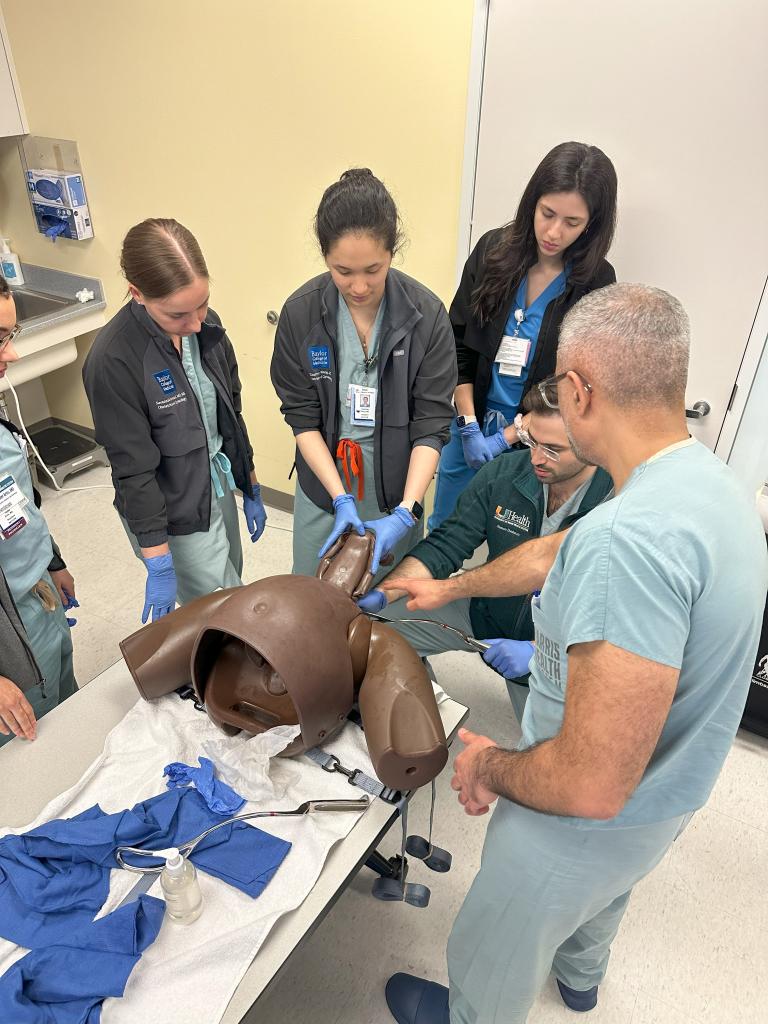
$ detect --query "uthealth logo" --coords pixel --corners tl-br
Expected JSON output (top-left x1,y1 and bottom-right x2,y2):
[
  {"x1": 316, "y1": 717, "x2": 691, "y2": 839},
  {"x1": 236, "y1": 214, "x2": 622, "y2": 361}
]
[{"x1": 494, "y1": 506, "x2": 531, "y2": 531}]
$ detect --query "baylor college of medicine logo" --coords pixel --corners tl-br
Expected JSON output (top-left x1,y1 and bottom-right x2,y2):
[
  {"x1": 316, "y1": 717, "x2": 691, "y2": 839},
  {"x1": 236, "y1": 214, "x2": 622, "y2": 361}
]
[{"x1": 754, "y1": 654, "x2": 768, "y2": 689}]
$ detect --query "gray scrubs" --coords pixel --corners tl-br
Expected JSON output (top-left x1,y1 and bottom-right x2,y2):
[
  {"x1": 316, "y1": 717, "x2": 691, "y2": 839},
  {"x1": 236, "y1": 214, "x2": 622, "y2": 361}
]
[
  {"x1": 123, "y1": 334, "x2": 243, "y2": 604},
  {"x1": 292, "y1": 292, "x2": 423, "y2": 577}
]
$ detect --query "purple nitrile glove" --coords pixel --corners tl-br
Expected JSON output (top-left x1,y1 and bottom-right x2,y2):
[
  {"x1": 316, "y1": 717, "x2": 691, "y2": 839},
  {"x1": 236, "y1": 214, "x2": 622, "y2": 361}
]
[
  {"x1": 141, "y1": 553, "x2": 177, "y2": 624},
  {"x1": 318, "y1": 493, "x2": 365, "y2": 559},
  {"x1": 459, "y1": 420, "x2": 494, "y2": 469},
  {"x1": 356, "y1": 589, "x2": 387, "y2": 614},
  {"x1": 243, "y1": 484, "x2": 268, "y2": 542},
  {"x1": 362, "y1": 507, "x2": 416, "y2": 575},
  {"x1": 482, "y1": 639, "x2": 535, "y2": 679}
]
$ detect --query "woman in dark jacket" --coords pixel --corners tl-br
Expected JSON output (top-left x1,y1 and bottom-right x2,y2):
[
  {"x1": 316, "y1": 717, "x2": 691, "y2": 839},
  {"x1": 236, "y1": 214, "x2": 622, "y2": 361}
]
[
  {"x1": 83, "y1": 219, "x2": 266, "y2": 624},
  {"x1": 430, "y1": 142, "x2": 617, "y2": 528}
]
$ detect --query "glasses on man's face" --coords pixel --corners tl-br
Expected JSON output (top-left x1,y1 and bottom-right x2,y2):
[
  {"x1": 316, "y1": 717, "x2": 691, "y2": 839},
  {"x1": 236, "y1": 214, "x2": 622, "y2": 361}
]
[
  {"x1": 516, "y1": 420, "x2": 561, "y2": 463},
  {"x1": 537, "y1": 370, "x2": 593, "y2": 410},
  {"x1": 0, "y1": 324, "x2": 21, "y2": 353}
]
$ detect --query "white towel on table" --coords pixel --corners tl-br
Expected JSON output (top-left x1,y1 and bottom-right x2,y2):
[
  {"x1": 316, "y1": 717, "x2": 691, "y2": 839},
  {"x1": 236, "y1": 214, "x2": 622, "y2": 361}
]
[{"x1": 0, "y1": 693, "x2": 385, "y2": 1024}]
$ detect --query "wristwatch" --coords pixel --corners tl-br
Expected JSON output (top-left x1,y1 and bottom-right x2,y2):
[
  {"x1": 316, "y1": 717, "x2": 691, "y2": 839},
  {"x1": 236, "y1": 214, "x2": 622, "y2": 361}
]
[
  {"x1": 456, "y1": 414, "x2": 477, "y2": 428},
  {"x1": 398, "y1": 499, "x2": 424, "y2": 522}
]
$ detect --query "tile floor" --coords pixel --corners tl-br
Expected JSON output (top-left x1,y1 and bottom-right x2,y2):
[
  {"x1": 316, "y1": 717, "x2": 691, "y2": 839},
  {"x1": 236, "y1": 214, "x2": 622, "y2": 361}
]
[{"x1": 40, "y1": 465, "x2": 768, "y2": 1024}]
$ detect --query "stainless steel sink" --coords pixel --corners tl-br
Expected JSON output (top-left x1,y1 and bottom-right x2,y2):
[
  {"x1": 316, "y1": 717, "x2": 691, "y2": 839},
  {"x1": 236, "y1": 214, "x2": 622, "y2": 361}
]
[{"x1": 12, "y1": 289, "x2": 72, "y2": 322}]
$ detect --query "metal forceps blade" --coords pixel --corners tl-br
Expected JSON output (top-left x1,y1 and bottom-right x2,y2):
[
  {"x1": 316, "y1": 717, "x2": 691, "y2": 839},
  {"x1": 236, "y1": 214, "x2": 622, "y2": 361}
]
[
  {"x1": 365, "y1": 610, "x2": 491, "y2": 652},
  {"x1": 115, "y1": 797, "x2": 370, "y2": 874}
]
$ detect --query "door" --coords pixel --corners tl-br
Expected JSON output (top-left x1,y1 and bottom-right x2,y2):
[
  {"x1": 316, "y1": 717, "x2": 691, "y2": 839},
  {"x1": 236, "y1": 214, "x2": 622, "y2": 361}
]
[{"x1": 467, "y1": 0, "x2": 768, "y2": 449}]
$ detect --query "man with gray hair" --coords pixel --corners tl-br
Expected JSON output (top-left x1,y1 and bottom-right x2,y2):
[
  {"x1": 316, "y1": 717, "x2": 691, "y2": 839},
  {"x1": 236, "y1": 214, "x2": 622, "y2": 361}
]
[{"x1": 384, "y1": 284, "x2": 768, "y2": 1023}]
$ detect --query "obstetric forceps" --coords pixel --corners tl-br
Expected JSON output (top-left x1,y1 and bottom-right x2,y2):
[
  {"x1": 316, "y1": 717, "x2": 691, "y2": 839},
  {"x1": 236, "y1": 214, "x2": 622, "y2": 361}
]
[
  {"x1": 364, "y1": 610, "x2": 491, "y2": 653},
  {"x1": 115, "y1": 797, "x2": 369, "y2": 874}
]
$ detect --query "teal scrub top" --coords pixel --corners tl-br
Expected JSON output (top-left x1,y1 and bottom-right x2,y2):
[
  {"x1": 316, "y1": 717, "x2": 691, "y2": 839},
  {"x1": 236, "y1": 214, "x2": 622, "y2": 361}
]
[
  {"x1": 181, "y1": 335, "x2": 235, "y2": 495},
  {"x1": 0, "y1": 427, "x2": 53, "y2": 599},
  {"x1": 336, "y1": 292, "x2": 386, "y2": 443},
  {"x1": 522, "y1": 439, "x2": 768, "y2": 828}
]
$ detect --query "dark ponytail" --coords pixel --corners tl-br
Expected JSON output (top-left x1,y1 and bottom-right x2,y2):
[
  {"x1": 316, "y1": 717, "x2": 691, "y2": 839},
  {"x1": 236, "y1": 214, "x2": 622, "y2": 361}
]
[
  {"x1": 121, "y1": 218, "x2": 208, "y2": 299},
  {"x1": 472, "y1": 142, "x2": 617, "y2": 324},
  {"x1": 315, "y1": 168, "x2": 404, "y2": 257}
]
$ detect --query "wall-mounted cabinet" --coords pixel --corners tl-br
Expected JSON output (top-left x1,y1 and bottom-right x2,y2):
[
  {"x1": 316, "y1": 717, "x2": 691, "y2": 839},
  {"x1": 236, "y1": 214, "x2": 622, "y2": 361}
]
[{"x1": 0, "y1": 7, "x2": 27, "y2": 137}]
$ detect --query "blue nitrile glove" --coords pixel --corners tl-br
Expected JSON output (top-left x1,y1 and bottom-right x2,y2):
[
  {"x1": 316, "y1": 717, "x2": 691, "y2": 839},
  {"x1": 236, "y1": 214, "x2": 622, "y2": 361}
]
[
  {"x1": 141, "y1": 553, "x2": 177, "y2": 624},
  {"x1": 459, "y1": 420, "x2": 495, "y2": 469},
  {"x1": 318, "y1": 493, "x2": 365, "y2": 558},
  {"x1": 62, "y1": 588, "x2": 79, "y2": 628},
  {"x1": 362, "y1": 507, "x2": 416, "y2": 575},
  {"x1": 356, "y1": 589, "x2": 387, "y2": 613},
  {"x1": 482, "y1": 639, "x2": 535, "y2": 679},
  {"x1": 164, "y1": 756, "x2": 245, "y2": 815},
  {"x1": 485, "y1": 428, "x2": 511, "y2": 458},
  {"x1": 243, "y1": 484, "x2": 268, "y2": 543}
]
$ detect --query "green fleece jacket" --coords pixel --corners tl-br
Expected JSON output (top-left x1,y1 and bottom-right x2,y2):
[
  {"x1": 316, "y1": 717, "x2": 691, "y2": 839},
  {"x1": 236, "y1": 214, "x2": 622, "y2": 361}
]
[{"x1": 412, "y1": 450, "x2": 613, "y2": 641}]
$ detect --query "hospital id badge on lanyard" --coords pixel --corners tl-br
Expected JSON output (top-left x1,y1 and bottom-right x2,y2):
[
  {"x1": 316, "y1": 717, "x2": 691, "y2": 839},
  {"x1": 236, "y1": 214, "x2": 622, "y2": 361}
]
[
  {"x1": 350, "y1": 384, "x2": 377, "y2": 425},
  {"x1": 0, "y1": 474, "x2": 29, "y2": 540},
  {"x1": 496, "y1": 308, "x2": 531, "y2": 377}
]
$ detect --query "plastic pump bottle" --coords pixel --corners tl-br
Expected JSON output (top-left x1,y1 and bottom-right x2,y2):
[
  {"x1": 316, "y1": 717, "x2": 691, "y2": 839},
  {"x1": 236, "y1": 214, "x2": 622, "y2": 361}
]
[
  {"x1": 160, "y1": 847, "x2": 203, "y2": 924},
  {"x1": 0, "y1": 239, "x2": 24, "y2": 286}
]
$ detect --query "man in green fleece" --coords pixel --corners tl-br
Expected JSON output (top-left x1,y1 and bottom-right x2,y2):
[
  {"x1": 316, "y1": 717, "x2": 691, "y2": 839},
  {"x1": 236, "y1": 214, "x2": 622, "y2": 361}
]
[{"x1": 359, "y1": 389, "x2": 612, "y2": 720}]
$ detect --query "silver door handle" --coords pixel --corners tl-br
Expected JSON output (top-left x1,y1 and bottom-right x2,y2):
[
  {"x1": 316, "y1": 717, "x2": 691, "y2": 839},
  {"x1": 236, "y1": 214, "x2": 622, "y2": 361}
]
[
  {"x1": 685, "y1": 401, "x2": 710, "y2": 419},
  {"x1": 266, "y1": 310, "x2": 279, "y2": 325}
]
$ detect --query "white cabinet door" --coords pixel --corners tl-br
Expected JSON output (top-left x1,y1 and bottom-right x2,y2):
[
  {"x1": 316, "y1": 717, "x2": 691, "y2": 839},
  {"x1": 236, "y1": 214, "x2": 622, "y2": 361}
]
[
  {"x1": 469, "y1": 0, "x2": 768, "y2": 450},
  {"x1": 0, "y1": 10, "x2": 27, "y2": 137}
]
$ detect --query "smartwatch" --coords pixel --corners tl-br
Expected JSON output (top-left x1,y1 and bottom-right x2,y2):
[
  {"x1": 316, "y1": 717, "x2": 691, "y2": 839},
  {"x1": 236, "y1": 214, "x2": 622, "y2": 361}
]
[
  {"x1": 456, "y1": 414, "x2": 477, "y2": 428},
  {"x1": 398, "y1": 500, "x2": 424, "y2": 522}
]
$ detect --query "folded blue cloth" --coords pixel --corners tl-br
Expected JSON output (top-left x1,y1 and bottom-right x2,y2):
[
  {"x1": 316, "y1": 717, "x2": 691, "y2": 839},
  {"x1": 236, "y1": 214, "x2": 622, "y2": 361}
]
[
  {"x1": 0, "y1": 894, "x2": 164, "y2": 1023},
  {"x1": 0, "y1": 788, "x2": 291, "y2": 949},
  {"x1": 164, "y1": 756, "x2": 245, "y2": 814}
]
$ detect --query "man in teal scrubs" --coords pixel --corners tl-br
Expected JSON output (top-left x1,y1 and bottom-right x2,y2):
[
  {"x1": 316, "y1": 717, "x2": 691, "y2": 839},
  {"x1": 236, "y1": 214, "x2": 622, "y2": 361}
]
[{"x1": 384, "y1": 284, "x2": 768, "y2": 1023}]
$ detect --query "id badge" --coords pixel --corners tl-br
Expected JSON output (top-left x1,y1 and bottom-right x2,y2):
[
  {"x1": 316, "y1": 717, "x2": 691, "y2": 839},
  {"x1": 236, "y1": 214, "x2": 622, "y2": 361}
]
[
  {"x1": 0, "y1": 474, "x2": 29, "y2": 540},
  {"x1": 351, "y1": 385, "x2": 377, "y2": 425},
  {"x1": 499, "y1": 362, "x2": 523, "y2": 377},
  {"x1": 495, "y1": 334, "x2": 531, "y2": 366}
]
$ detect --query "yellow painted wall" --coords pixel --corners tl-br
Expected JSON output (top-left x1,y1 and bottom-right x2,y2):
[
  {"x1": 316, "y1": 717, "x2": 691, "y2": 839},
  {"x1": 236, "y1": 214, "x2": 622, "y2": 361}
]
[{"x1": 0, "y1": 0, "x2": 473, "y2": 495}]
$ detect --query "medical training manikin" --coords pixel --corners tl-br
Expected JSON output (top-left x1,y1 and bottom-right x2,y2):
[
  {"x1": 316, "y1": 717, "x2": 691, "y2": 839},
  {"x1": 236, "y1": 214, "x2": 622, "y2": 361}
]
[{"x1": 119, "y1": 532, "x2": 448, "y2": 791}]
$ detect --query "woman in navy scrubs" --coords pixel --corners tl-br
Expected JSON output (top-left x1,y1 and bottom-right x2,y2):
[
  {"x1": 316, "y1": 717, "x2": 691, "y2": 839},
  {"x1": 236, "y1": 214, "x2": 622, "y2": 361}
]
[{"x1": 430, "y1": 142, "x2": 618, "y2": 528}]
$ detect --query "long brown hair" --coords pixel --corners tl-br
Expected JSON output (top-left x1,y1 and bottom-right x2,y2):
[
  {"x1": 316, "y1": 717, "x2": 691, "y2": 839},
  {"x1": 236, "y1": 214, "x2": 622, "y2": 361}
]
[
  {"x1": 472, "y1": 143, "x2": 617, "y2": 324},
  {"x1": 120, "y1": 218, "x2": 208, "y2": 299}
]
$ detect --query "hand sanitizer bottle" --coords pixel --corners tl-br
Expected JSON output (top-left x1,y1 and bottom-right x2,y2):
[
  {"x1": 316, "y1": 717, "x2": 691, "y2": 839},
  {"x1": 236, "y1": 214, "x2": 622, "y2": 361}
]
[
  {"x1": 160, "y1": 848, "x2": 203, "y2": 924},
  {"x1": 0, "y1": 239, "x2": 24, "y2": 286}
]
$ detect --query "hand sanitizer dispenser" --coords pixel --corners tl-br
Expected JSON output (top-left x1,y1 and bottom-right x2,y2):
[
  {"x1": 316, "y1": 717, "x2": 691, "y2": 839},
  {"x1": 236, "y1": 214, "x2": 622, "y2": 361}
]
[{"x1": 0, "y1": 239, "x2": 24, "y2": 285}]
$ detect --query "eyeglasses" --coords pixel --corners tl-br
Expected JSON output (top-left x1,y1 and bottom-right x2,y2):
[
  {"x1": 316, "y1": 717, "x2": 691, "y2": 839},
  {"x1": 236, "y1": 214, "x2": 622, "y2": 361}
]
[
  {"x1": 537, "y1": 370, "x2": 593, "y2": 410},
  {"x1": 0, "y1": 324, "x2": 21, "y2": 352},
  {"x1": 516, "y1": 420, "x2": 561, "y2": 463}
]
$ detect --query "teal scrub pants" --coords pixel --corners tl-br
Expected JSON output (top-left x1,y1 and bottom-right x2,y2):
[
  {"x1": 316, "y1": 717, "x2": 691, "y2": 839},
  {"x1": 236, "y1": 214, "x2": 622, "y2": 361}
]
[
  {"x1": 447, "y1": 799, "x2": 690, "y2": 1022},
  {"x1": 384, "y1": 595, "x2": 529, "y2": 723},
  {"x1": 123, "y1": 479, "x2": 243, "y2": 606},
  {"x1": 0, "y1": 574, "x2": 78, "y2": 748}
]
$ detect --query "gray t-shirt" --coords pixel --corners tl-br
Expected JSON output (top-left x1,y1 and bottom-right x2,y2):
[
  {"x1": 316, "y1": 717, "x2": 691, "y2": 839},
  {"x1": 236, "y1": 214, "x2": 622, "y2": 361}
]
[{"x1": 523, "y1": 439, "x2": 768, "y2": 827}]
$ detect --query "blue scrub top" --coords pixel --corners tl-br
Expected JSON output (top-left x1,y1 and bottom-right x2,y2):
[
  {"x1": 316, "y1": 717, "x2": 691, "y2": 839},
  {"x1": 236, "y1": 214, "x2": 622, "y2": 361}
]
[{"x1": 485, "y1": 270, "x2": 566, "y2": 423}]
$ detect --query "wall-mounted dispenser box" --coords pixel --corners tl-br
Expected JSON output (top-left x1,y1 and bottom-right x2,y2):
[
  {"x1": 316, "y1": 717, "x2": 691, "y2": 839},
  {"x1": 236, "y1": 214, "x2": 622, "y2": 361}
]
[
  {"x1": 31, "y1": 202, "x2": 93, "y2": 241},
  {"x1": 26, "y1": 169, "x2": 88, "y2": 208},
  {"x1": 20, "y1": 137, "x2": 95, "y2": 243}
]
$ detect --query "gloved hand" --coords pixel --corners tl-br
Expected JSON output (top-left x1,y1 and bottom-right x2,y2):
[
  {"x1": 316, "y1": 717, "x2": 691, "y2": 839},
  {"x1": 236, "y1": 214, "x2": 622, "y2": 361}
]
[
  {"x1": 485, "y1": 428, "x2": 511, "y2": 459},
  {"x1": 482, "y1": 639, "x2": 535, "y2": 679},
  {"x1": 243, "y1": 484, "x2": 268, "y2": 543},
  {"x1": 459, "y1": 420, "x2": 494, "y2": 469},
  {"x1": 356, "y1": 589, "x2": 387, "y2": 613},
  {"x1": 62, "y1": 588, "x2": 80, "y2": 628},
  {"x1": 318, "y1": 493, "x2": 365, "y2": 559},
  {"x1": 362, "y1": 507, "x2": 416, "y2": 575},
  {"x1": 141, "y1": 553, "x2": 178, "y2": 624}
]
